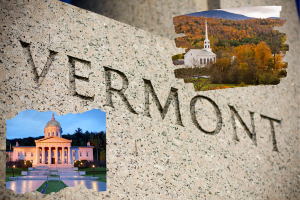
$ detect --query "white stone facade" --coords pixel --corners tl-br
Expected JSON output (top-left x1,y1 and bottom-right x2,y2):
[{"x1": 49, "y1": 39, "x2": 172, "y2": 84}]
[{"x1": 12, "y1": 114, "x2": 93, "y2": 166}]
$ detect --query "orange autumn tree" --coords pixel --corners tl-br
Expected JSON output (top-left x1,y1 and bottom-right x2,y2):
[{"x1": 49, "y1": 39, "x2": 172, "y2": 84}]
[
  {"x1": 254, "y1": 41, "x2": 272, "y2": 71},
  {"x1": 274, "y1": 54, "x2": 285, "y2": 70},
  {"x1": 234, "y1": 43, "x2": 256, "y2": 63}
]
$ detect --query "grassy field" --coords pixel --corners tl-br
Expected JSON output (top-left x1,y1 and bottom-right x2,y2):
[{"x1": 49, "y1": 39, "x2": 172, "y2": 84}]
[
  {"x1": 36, "y1": 180, "x2": 68, "y2": 194},
  {"x1": 78, "y1": 167, "x2": 106, "y2": 183},
  {"x1": 5, "y1": 167, "x2": 28, "y2": 182},
  {"x1": 184, "y1": 78, "x2": 250, "y2": 91}
]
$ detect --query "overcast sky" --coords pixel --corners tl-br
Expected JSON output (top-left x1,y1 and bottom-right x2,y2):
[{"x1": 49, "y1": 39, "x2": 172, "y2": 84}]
[
  {"x1": 6, "y1": 109, "x2": 106, "y2": 139},
  {"x1": 220, "y1": 6, "x2": 281, "y2": 19}
]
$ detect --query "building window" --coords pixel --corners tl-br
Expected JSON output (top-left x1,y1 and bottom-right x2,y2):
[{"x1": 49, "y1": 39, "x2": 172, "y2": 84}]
[
  {"x1": 31, "y1": 152, "x2": 33, "y2": 157},
  {"x1": 80, "y1": 152, "x2": 82, "y2": 157},
  {"x1": 25, "y1": 152, "x2": 26, "y2": 156},
  {"x1": 204, "y1": 59, "x2": 206, "y2": 64},
  {"x1": 73, "y1": 151, "x2": 75, "y2": 156},
  {"x1": 200, "y1": 59, "x2": 202, "y2": 64},
  {"x1": 86, "y1": 152, "x2": 88, "y2": 157},
  {"x1": 18, "y1": 152, "x2": 20, "y2": 156}
]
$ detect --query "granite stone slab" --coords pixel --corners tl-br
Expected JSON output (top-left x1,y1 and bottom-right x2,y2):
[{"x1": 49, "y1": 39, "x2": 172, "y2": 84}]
[{"x1": 0, "y1": 0, "x2": 299, "y2": 199}]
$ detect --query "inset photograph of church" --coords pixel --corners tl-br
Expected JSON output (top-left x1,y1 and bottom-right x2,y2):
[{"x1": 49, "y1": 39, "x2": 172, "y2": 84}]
[{"x1": 172, "y1": 6, "x2": 288, "y2": 91}]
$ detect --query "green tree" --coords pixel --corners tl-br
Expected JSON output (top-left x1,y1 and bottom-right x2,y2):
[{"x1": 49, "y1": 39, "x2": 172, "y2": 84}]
[{"x1": 100, "y1": 150, "x2": 106, "y2": 161}]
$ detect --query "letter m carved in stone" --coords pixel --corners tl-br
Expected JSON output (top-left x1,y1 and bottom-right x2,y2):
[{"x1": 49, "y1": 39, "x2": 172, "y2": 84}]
[{"x1": 143, "y1": 79, "x2": 183, "y2": 126}]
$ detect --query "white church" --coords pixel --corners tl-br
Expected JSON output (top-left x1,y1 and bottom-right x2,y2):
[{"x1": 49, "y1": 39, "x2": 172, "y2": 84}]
[
  {"x1": 12, "y1": 114, "x2": 94, "y2": 166},
  {"x1": 184, "y1": 19, "x2": 216, "y2": 68}
]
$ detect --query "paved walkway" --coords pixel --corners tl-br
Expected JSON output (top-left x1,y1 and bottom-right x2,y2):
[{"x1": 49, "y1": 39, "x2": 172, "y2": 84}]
[
  {"x1": 63, "y1": 180, "x2": 106, "y2": 191},
  {"x1": 6, "y1": 180, "x2": 45, "y2": 194},
  {"x1": 6, "y1": 180, "x2": 107, "y2": 194}
]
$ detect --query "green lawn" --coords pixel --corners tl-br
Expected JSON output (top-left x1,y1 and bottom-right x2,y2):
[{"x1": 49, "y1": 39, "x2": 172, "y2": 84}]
[
  {"x1": 36, "y1": 180, "x2": 68, "y2": 194},
  {"x1": 5, "y1": 167, "x2": 28, "y2": 182},
  {"x1": 184, "y1": 78, "x2": 251, "y2": 91},
  {"x1": 36, "y1": 181, "x2": 48, "y2": 192},
  {"x1": 77, "y1": 167, "x2": 106, "y2": 183}
]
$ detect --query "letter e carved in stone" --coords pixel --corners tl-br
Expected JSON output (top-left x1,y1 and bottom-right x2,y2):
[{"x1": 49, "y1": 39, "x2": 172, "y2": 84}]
[{"x1": 67, "y1": 56, "x2": 94, "y2": 100}]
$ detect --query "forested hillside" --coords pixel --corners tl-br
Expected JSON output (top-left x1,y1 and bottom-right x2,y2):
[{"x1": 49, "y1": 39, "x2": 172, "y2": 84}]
[{"x1": 173, "y1": 16, "x2": 288, "y2": 55}]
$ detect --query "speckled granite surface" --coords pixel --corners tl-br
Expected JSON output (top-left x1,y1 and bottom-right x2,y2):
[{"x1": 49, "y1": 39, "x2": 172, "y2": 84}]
[{"x1": 0, "y1": 0, "x2": 299, "y2": 199}]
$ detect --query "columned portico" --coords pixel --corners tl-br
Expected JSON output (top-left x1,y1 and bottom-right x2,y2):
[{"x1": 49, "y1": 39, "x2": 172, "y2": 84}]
[
  {"x1": 34, "y1": 141, "x2": 72, "y2": 166},
  {"x1": 68, "y1": 147, "x2": 71, "y2": 164},
  {"x1": 36, "y1": 147, "x2": 39, "y2": 164},
  {"x1": 48, "y1": 147, "x2": 51, "y2": 164},
  {"x1": 42, "y1": 147, "x2": 45, "y2": 164},
  {"x1": 55, "y1": 147, "x2": 58, "y2": 164},
  {"x1": 27, "y1": 114, "x2": 93, "y2": 167}
]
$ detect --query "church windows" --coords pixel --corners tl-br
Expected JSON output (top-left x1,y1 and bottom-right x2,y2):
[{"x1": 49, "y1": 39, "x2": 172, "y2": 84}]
[
  {"x1": 80, "y1": 152, "x2": 82, "y2": 157},
  {"x1": 31, "y1": 152, "x2": 33, "y2": 157},
  {"x1": 25, "y1": 152, "x2": 26, "y2": 157},
  {"x1": 86, "y1": 152, "x2": 88, "y2": 157},
  {"x1": 200, "y1": 59, "x2": 202, "y2": 64},
  {"x1": 204, "y1": 58, "x2": 206, "y2": 64}
]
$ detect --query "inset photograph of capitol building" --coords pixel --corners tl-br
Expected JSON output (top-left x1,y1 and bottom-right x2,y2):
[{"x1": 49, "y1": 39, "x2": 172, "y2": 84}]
[
  {"x1": 172, "y1": 6, "x2": 288, "y2": 91},
  {"x1": 5, "y1": 109, "x2": 106, "y2": 194}
]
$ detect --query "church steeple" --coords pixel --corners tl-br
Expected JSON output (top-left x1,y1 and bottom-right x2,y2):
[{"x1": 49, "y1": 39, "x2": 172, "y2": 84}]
[
  {"x1": 205, "y1": 18, "x2": 208, "y2": 40},
  {"x1": 203, "y1": 18, "x2": 212, "y2": 52}
]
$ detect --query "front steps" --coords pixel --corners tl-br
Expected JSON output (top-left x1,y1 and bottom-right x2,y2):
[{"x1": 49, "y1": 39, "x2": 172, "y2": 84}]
[
  {"x1": 9, "y1": 176, "x2": 97, "y2": 180},
  {"x1": 12, "y1": 165, "x2": 95, "y2": 181}
]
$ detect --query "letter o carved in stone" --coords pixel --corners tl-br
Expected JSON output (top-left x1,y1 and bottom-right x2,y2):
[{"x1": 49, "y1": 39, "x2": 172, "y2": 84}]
[{"x1": 190, "y1": 95, "x2": 222, "y2": 135}]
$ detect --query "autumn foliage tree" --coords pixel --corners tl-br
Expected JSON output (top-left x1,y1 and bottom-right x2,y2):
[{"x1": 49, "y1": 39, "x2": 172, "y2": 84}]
[{"x1": 254, "y1": 41, "x2": 272, "y2": 71}]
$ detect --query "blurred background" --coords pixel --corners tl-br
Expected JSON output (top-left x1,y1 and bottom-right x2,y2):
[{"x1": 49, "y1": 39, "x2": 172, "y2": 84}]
[{"x1": 59, "y1": 0, "x2": 299, "y2": 40}]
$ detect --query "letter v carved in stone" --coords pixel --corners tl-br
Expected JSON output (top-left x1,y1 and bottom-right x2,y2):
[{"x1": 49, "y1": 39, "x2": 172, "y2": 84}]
[{"x1": 20, "y1": 41, "x2": 58, "y2": 87}]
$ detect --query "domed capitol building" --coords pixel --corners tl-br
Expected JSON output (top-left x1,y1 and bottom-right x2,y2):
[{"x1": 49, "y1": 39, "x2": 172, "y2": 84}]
[{"x1": 12, "y1": 114, "x2": 94, "y2": 166}]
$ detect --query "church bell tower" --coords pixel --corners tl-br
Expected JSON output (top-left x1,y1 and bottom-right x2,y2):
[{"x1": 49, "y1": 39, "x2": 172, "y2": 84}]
[{"x1": 203, "y1": 18, "x2": 212, "y2": 52}]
